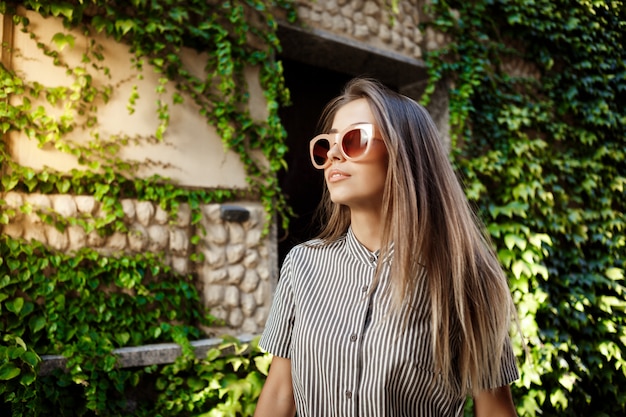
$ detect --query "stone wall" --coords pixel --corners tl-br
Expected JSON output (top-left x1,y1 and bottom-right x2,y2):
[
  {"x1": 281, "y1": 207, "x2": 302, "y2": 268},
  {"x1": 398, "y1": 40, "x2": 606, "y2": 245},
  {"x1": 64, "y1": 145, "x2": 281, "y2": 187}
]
[
  {"x1": 1, "y1": 191, "x2": 273, "y2": 336},
  {"x1": 296, "y1": 0, "x2": 426, "y2": 59}
]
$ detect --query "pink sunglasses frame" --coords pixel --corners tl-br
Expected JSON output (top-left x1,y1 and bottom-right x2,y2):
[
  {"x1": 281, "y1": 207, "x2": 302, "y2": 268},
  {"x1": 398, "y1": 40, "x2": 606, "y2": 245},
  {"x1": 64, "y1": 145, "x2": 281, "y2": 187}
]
[{"x1": 309, "y1": 123, "x2": 380, "y2": 169}]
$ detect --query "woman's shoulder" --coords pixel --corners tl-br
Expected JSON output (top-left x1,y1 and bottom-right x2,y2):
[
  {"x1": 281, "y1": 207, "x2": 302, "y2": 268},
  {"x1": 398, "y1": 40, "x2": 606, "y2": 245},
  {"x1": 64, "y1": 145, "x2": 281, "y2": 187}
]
[{"x1": 285, "y1": 235, "x2": 347, "y2": 260}]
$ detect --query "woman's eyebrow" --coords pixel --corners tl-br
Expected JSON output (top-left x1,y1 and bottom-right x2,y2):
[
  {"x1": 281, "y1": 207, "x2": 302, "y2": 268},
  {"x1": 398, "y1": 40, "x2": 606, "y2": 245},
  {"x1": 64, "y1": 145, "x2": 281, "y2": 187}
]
[{"x1": 328, "y1": 123, "x2": 371, "y2": 134}]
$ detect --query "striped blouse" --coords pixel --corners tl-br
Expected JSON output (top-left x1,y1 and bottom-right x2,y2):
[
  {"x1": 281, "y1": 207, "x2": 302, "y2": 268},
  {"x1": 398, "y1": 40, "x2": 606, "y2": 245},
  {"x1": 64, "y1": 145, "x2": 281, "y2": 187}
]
[{"x1": 259, "y1": 228, "x2": 519, "y2": 416}]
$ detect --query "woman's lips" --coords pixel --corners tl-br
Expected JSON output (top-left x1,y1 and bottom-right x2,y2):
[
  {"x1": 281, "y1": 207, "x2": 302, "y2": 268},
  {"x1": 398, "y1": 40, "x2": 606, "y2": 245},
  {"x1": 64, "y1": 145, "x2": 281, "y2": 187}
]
[{"x1": 327, "y1": 168, "x2": 350, "y2": 183}]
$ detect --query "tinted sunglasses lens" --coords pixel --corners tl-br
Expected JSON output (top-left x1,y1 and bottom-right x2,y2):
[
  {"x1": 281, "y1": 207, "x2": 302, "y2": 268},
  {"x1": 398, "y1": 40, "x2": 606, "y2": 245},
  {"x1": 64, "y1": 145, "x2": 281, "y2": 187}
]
[
  {"x1": 312, "y1": 138, "x2": 331, "y2": 166},
  {"x1": 342, "y1": 128, "x2": 369, "y2": 158}
]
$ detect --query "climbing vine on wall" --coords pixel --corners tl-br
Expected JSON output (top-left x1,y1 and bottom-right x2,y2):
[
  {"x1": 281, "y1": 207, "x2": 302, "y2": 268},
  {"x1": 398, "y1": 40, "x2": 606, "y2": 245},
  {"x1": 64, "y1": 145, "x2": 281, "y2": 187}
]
[
  {"x1": 1, "y1": 0, "x2": 295, "y2": 226},
  {"x1": 0, "y1": 0, "x2": 295, "y2": 415},
  {"x1": 422, "y1": 0, "x2": 625, "y2": 415}
]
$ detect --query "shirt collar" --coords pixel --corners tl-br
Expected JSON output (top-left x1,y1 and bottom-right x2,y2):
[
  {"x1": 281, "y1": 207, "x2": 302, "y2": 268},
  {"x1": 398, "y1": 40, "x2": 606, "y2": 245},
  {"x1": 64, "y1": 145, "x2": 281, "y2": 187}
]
[{"x1": 345, "y1": 226, "x2": 380, "y2": 267}]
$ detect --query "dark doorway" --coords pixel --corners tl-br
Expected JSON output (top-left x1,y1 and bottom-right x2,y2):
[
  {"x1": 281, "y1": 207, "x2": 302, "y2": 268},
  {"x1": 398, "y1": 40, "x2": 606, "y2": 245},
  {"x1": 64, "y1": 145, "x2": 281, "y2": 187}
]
[{"x1": 277, "y1": 58, "x2": 352, "y2": 264}]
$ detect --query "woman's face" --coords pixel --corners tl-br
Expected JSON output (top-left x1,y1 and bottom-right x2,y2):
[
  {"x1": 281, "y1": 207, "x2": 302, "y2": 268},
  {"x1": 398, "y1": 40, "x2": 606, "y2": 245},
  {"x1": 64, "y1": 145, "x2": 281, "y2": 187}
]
[{"x1": 324, "y1": 98, "x2": 388, "y2": 212}]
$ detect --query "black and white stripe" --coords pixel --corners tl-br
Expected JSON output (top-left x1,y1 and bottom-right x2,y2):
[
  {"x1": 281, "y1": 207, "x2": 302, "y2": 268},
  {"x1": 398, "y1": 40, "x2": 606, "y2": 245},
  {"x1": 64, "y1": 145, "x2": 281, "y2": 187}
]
[{"x1": 260, "y1": 228, "x2": 519, "y2": 417}]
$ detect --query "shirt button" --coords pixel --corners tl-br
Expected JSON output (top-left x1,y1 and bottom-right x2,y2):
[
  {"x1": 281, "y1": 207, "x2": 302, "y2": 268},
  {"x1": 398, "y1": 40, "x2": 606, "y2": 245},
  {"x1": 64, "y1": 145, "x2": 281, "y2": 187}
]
[
  {"x1": 361, "y1": 285, "x2": 368, "y2": 293},
  {"x1": 369, "y1": 256, "x2": 376, "y2": 262},
  {"x1": 350, "y1": 334, "x2": 357, "y2": 342},
  {"x1": 345, "y1": 390, "x2": 352, "y2": 399}
]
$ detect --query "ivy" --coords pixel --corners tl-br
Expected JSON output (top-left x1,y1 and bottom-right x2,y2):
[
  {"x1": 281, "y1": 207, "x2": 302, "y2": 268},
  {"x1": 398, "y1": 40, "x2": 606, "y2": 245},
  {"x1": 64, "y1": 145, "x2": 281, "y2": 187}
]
[
  {"x1": 1, "y1": 0, "x2": 295, "y2": 414},
  {"x1": 0, "y1": 234, "x2": 216, "y2": 414},
  {"x1": 423, "y1": 0, "x2": 625, "y2": 415},
  {"x1": 1, "y1": 0, "x2": 295, "y2": 229},
  {"x1": 146, "y1": 336, "x2": 271, "y2": 417}
]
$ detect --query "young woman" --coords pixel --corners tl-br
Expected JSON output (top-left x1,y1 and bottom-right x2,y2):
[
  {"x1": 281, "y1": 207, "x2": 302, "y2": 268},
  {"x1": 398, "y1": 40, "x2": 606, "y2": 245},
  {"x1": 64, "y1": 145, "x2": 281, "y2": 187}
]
[{"x1": 254, "y1": 78, "x2": 520, "y2": 417}]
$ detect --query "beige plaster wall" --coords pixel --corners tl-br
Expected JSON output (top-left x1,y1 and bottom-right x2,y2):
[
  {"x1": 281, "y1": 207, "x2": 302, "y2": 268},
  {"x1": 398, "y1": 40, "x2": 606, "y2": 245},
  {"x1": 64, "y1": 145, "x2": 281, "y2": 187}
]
[{"x1": 5, "y1": 9, "x2": 268, "y2": 189}]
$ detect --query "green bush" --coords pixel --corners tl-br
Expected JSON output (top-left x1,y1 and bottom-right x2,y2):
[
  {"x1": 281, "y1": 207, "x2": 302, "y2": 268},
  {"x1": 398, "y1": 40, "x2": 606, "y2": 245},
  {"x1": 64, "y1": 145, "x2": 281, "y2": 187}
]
[
  {"x1": 423, "y1": 0, "x2": 625, "y2": 415},
  {"x1": 0, "y1": 0, "x2": 293, "y2": 415}
]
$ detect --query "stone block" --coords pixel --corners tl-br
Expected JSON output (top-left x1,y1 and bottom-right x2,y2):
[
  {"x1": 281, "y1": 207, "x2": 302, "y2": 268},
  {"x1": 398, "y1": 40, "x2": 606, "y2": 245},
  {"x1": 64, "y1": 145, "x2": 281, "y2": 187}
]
[
  {"x1": 379, "y1": 23, "x2": 391, "y2": 42},
  {"x1": 25, "y1": 193, "x2": 51, "y2": 209},
  {"x1": 243, "y1": 249, "x2": 259, "y2": 269},
  {"x1": 136, "y1": 201, "x2": 155, "y2": 227},
  {"x1": 226, "y1": 243, "x2": 245, "y2": 264},
  {"x1": 245, "y1": 228, "x2": 262, "y2": 248},
  {"x1": 107, "y1": 232, "x2": 127, "y2": 251},
  {"x1": 198, "y1": 265, "x2": 227, "y2": 284},
  {"x1": 128, "y1": 224, "x2": 148, "y2": 252},
  {"x1": 254, "y1": 280, "x2": 269, "y2": 306},
  {"x1": 321, "y1": 11, "x2": 333, "y2": 30},
  {"x1": 169, "y1": 228, "x2": 189, "y2": 254},
  {"x1": 87, "y1": 230, "x2": 106, "y2": 247},
  {"x1": 227, "y1": 264, "x2": 245, "y2": 285},
  {"x1": 202, "y1": 204, "x2": 221, "y2": 223},
  {"x1": 363, "y1": 0, "x2": 378, "y2": 15},
  {"x1": 202, "y1": 246, "x2": 226, "y2": 268},
  {"x1": 203, "y1": 284, "x2": 225, "y2": 307},
  {"x1": 241, "y1": 293, "x2": 257, "y2": 316},
  {"x1": 224, "y1": 285, "x2": 240, "y2": 308},
  {"x1": 154, "y1": 205, "x2": 169, "y2": 225},
  {"x1": 52, "y1": 195, "x2": 77, "y2": 218},
  {"x1": 171, "y1": 256, "x2": 189, "y2": 274},
  {"x1": 227, "y1": 223, "x2": 245, "y2": 244},
  {"x1": 257, "y1": 265, "x2": 270, "y2": 281},
  {"x1": 210, "y1": 306, "x2": 228, "y2": 322},
  {"x1": 228, "y1": 309, "x2": 244, "y2": 328},
  {"x1": 147, "y1": 225, "x2": 168, "y2": 252},
  {"x1": 365, "y1": 16, "x2": 378, "y2": 34},
  {"x1": 255, "y1": 307, "x2": 269, "y2": 326},
  {"x1": 240, "y1": 270, "x2": 259, "y2": 293},
  {"x1": 67, "y1": 225, "x2": 86, "y2": 251},
  {"x1": 45, "y1": 225, "x2": 68, "y2": 251},
  {"x1": 75, "y1": 195, "x2": 97, "y2": 214},
  {"x1": 241, "y1": 318, "x2": 259, "y2": 334},
  {"x1": 121, "y1": 199, "x2": 136, "y2": 220},
  {"x1": 175, "y1": 203, "x2": 191, "y2": 227},
  {"x1": 3, "y1": 191, "x2": 23, "y2": 208},
  {"x1": 206, "y1": 223, "x2": 228, "y2": 245}
]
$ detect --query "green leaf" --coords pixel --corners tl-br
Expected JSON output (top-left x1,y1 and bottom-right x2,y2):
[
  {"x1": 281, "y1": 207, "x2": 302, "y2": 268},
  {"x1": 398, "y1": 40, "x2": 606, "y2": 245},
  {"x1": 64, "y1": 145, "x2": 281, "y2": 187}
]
[
  {"x1": 21, "y1": 351, "x2": 40, "y2": 368},
  {"x1": 115, "y1": 19, "x2": 135, "y2": 36},
  {"x1": 50, "y1": 4, "x2": 74, "y2": 19},
  {"x1": 28, "y1": 315, "x2": 46, "y2": 333},
  {"x1": 0, "y1": 363, "x2": 21, "y2": 381},
  {"x1": 605, "y1": 268, "x2": 624, "y2": 281},
  {"x1": 20, "y1": 371, "x2": 36, "y2": 386},
  {"x1": 504, "y1": 234, "x2": 527, "y2": 251},
  {"x1": 6, "y1": 297, "x2": 24, "y2": 314},
  {"x1": 51, "y1": 33, "x2": 75, "y2": 51}
]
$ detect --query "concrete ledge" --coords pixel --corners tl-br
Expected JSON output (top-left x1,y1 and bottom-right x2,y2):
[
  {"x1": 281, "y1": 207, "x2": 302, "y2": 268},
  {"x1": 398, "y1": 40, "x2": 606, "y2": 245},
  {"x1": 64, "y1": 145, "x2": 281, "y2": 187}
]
[{"x1": 39, "y1": 334, "x2": 257, "y2": 375}]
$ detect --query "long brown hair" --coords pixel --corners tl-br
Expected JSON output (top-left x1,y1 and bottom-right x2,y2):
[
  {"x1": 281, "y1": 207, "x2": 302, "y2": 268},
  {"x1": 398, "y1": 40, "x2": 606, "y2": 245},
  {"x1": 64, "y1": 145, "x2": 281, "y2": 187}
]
[{"x1": 314, "y1": 78, "x2": 517, "y2": 396}]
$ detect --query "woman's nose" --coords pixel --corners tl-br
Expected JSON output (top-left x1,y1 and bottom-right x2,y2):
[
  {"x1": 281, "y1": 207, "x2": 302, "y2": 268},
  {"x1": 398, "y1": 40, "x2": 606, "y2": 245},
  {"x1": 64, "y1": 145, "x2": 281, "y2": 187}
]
[{"x1": 326, "y1": 138, "x2": 343, "y2": 162}]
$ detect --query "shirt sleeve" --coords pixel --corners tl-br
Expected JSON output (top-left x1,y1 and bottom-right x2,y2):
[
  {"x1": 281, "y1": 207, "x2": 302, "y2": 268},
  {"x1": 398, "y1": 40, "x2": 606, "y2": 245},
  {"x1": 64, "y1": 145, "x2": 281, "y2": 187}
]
[
  {"x1": 502, "y1": 335, "x2": 520, "y2": 384},
  {"x1": 258, "y1": 252, "x2": 295, "y2": 358}
]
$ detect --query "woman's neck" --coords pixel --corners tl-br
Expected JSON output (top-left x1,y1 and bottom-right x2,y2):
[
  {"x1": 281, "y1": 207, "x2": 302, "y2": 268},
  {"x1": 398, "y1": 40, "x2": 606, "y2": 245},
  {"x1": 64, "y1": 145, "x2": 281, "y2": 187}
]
[{"x1": 349, "y1": 209, "x2": 383, "y2": 252}]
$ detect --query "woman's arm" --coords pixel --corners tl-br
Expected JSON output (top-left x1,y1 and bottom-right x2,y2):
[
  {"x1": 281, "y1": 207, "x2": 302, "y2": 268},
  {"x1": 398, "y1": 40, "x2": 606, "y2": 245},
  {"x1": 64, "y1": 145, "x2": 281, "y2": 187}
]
[
  {"x1": 254, "y1": 356, "x2": 296, "y2": 417},
  {"x1": 473, "y1": 385, "x2": 518, "y2": 417}
]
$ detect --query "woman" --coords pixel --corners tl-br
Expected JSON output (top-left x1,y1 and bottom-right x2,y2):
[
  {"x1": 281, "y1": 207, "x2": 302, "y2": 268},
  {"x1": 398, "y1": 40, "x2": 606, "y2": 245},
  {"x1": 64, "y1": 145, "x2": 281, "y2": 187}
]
[{"x1": 254, "y1": 78, "x2": 519, "y2": 416}]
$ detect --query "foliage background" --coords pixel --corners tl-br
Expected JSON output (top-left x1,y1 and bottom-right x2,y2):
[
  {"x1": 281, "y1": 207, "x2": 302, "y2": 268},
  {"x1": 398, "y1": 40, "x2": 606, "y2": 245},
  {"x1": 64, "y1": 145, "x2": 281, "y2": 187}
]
[
  {"x1": 0, "y1": 0, "x2": 624, "y2": 416},
  {"x1": 1, "y1": 0, "x2": 291, "y2": 415},
  {"x1": 422, "y1": 0, "x2": 625, "y2": 415}
]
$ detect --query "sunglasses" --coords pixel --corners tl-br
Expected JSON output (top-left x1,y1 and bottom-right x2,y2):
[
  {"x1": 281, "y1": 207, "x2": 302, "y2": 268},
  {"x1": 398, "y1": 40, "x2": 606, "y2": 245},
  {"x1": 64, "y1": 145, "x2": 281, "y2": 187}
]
[{"x1": 309, "y1": 123, "x2": 381, "y2": 169}]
